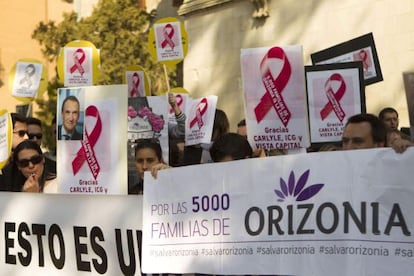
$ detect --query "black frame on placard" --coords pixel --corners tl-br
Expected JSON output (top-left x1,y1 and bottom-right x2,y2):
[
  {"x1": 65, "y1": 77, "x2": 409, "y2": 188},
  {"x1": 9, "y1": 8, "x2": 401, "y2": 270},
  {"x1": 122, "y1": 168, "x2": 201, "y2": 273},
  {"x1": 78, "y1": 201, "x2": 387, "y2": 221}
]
[
  {"x1": 310, "y1": 33, "x2": 382, "y2": 86},
  {"x1": 305, "y1": 62, "x2": 365, "y2": 150}
]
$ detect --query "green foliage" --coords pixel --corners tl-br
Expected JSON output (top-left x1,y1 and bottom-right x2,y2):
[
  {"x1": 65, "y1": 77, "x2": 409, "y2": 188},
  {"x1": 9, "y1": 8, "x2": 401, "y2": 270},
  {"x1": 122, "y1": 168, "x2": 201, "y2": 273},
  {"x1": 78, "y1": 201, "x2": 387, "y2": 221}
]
[
  {"x1": 32, "y1": 0, "x2": 176, "y2": 150},
  {"x1": 35, "y1": 76, "x2": 60, "y2": 152}
]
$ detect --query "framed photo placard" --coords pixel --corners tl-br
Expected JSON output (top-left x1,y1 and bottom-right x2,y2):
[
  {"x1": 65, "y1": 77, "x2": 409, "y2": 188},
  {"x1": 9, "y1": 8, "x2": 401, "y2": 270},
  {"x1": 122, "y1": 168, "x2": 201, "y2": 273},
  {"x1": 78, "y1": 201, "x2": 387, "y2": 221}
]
[
  {"x1": 305, "y1": 62, "x2": 365, "y2": 148},
  {"x1": 311, "y1": 33, "x2": 382, "y2": 85}
]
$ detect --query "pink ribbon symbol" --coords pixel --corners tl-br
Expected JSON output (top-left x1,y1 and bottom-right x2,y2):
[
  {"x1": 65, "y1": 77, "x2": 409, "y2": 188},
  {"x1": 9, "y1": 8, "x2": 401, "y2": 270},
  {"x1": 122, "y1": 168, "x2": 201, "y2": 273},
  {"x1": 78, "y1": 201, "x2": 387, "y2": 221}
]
[
  {"x1": 189, "y1": 98, "x2": 208, "y2": 129},
  {"x1": 357, "y1": 49, "x2": 369, "y2": 71},
  {"x1": 320, "y1": 73, "x2": 346, "y2": 122},
  {"x1": 70, "y1": 48, "x2": 86, "y2": 76},
  {"x1": 169, "y1": 94, "x2": 183, "y2": 114},
  {"x1": 254, "y1": 47, "x2": 292, "y2": 126},
  {"x1": 129, "y1": 72, "x2": 140, "y2": 97},
  {"x1": 72, "y1": 105, "x2": 102, "y2": 180},
  {"x1": 160, "y1": 24, "x2": 175, "y2": 50}
]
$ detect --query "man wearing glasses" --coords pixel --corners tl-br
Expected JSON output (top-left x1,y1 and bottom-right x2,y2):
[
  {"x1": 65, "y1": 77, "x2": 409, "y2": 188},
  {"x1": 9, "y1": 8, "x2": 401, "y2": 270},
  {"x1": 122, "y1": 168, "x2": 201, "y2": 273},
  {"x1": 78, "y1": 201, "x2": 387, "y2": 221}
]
[
  {"x1": 27, "y1": 116, "x2": 56, "y2": 173},
  {"x1": 1, "y1": 114, "x2": 56, "y2": 192},
  {"x1": 26, "y1": 117, "x2": 43, "y2": 146},
  {"x1": 11, "y1": 113, "x2": 29, "y2": 150}
]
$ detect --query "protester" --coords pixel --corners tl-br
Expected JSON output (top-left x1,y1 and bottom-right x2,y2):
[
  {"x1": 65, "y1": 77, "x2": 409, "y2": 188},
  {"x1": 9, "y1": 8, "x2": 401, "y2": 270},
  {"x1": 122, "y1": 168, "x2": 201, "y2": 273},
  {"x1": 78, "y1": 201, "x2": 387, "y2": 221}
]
[
  {"x1": 378, "y1": 107, "x2": 399, "y2": 131},
  {"x1": 342, "y1": 113, "x2": 413, "y2": 152},
  {"x1": 168, "y1": 92, "x2": 186, "y2": 139},
  {"x1": 341, "y1": 113, "x2": 386, "y2": 150},
  {"x1": 236, "y1": 119, "x2": 247, "y2": 138},
  {"x1": 210, "y1": 132, "x2": 253, "y2": 162},
  {"x1": 58, "y1": 95, "x2": 83, "y2": 140},
  {"x1": 26, "y1": 116, "x2": 43, "y2": 146},
  {"x1": 199, "y1": 108, "x2": 230, "y2": 163},
  {"x1": 168, "y1": 93, "x2": 186, "y2": 167},
  {"x1": 27, "y1": 116, "x2": 57, "y2": 174},
  {"x1": 10, "y1": 113, "x2": 29, "y2": 150},
  {"x1": 130, "y1": 139, "x2": 170, "y2": 194},
  {"x1": 11, "y1": 140, "x2": 56, "y2": 193}
]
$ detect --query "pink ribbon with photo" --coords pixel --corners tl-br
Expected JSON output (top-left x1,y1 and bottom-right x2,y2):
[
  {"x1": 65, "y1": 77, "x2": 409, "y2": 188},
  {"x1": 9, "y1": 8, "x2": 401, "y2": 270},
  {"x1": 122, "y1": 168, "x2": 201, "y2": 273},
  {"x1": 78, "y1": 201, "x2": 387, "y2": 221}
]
[
  {"x1": 72, "y1": 105, "x2": 102, "y2": 180},
  {"x1": 129, "y1": 72, "x2": 140, "y2": 97},
  {"x1": 161, "y1": 24, "x2": 175, "y2": 50},
  {"x1": 357, "y1": 49, "x2": 369, "y2": 71},
  {"x1": 254, "y1": 47, "x2": 292, "y2": 126},
  {"x1": 190, "y1": 98, "x2": 208, "y2": 129},
  {"x1": 320, "y1": 73, "x2": 346, "y2": 122},
  {"x1": 70, "y1": 48, "x2": 86, "y2": 76}
]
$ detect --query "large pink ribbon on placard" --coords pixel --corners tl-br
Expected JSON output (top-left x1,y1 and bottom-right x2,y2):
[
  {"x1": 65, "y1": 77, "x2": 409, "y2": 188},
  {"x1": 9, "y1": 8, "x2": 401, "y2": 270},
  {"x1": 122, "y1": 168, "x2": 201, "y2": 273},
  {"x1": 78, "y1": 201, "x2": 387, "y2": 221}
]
[
  {"x1": 70, "y1": 48, "x2": 86, "y2": 76},
  {"x1": 161, "y1": 24, "x2": 175, "y2": 50},
  {"x1": 169, "y1": 94, "x2": 183, "y2": 114},
  {"x1": 254, "y1": 47, "x2": 292, "y2": 126},
  {"x1": 129, "y1": 72, "x2": 140, "y2": 97},
  {"x1": 72, "y1": 105, "x2": 102, "y2": 180},
  {"x1": 189, "y1": 98, "x2": 208, "y2": 129},
  {"x1": 320, "y1": 73, "x2": 346, "y2": 122}
]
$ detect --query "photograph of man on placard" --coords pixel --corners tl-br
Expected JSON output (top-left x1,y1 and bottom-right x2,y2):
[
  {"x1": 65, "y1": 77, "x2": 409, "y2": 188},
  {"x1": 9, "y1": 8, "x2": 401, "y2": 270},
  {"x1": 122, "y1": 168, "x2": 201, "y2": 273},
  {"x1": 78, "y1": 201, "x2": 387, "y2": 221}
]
[{"x1": 57, "y1": 88, "x2": 84, "y2": 141}]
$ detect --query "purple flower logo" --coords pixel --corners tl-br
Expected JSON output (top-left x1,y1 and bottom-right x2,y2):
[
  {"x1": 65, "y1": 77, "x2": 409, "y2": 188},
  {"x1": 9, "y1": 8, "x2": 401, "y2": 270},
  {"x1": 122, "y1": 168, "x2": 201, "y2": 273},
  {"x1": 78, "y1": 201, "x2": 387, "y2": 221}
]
[{"x1": 274, "y1": 170, "x2": 324, "y2": 202}]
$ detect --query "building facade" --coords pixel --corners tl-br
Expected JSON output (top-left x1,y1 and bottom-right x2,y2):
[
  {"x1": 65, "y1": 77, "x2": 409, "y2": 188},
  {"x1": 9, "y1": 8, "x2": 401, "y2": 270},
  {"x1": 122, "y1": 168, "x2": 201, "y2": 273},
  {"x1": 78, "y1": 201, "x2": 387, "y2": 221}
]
[
  {"x1": 152, "y1": 0, "x2": 414, "y2": 130},
  {"x1": 2, "y1": 0, "x2": 414, "y2": 131}
]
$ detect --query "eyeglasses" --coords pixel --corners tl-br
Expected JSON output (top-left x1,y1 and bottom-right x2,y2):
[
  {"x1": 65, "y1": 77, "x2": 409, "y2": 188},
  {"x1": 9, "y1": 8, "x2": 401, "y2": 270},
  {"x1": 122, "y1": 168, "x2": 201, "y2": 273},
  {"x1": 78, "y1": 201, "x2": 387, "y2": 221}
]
[
  {"x1": 16, "y1": 155, "x2": 44, "y2": 168},
  {"x1": 28, "y1": 133, "x2": 43, "y2": 140},
  {"x1": 13, "y1": 130, "x2": 28, "y2": 137}
]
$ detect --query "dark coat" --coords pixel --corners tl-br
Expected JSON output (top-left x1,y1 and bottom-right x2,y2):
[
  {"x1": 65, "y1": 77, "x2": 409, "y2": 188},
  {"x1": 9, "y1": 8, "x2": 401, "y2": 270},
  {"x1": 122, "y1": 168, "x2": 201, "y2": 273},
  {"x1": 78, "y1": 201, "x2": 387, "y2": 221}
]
[{"x1": 57, "y1": 125, "x2": 83, "y2": 140}]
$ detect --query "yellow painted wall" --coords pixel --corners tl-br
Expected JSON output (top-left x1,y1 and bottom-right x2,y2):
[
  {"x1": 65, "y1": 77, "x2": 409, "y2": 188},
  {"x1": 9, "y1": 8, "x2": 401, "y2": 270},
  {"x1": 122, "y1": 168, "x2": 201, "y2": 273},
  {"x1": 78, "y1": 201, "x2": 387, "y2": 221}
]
[{"x1": 0, "y1": 0, "x2": 72, "y2": 114}]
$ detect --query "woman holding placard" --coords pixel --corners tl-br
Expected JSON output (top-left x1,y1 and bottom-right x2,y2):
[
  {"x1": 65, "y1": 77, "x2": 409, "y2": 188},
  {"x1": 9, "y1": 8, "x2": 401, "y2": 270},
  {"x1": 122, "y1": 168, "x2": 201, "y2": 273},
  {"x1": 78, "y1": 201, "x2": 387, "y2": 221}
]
[{"x1": 131, "y1": 139, "x2": 170, "y2": 194}]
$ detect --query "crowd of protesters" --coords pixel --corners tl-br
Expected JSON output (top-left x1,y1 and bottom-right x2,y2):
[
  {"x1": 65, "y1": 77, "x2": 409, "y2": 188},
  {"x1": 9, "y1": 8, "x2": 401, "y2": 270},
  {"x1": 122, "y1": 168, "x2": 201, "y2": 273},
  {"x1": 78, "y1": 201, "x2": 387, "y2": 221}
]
[{"x1": 0, "y1": 100, "x2": 412, "y2": 194}]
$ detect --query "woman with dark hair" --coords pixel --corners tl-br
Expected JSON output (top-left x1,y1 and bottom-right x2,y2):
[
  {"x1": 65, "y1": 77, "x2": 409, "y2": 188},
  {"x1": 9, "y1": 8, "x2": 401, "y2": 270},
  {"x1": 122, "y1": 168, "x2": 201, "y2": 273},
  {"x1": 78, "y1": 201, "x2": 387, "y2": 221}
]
[
  {"x1": 210, "y1": 133, "x2": 253, "y2": 162},
  {"x1": 130, "y1": 139, "x2": 170, "y2": 194},
  {"x1": 12, "y1": 140, "x2": 56, "y2": 193}
]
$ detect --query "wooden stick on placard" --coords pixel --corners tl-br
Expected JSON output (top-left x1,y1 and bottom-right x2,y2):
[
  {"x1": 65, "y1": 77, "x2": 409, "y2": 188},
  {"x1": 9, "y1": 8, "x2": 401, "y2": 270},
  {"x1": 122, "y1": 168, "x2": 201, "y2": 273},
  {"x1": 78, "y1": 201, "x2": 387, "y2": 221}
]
[
  {"x1": 163, "y1": 64, "x2": 170, "y2": 92},
  {"x1": 26, "y1": 103, "x2": 32, "y2": 118}
]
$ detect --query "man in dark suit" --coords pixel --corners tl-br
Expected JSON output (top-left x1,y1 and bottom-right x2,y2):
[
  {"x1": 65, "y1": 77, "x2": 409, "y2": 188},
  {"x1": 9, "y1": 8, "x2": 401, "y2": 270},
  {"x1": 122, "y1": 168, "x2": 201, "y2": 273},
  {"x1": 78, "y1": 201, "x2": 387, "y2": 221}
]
[{"x1": 58, "y1": 95, "x2": 83, "y2": 140}]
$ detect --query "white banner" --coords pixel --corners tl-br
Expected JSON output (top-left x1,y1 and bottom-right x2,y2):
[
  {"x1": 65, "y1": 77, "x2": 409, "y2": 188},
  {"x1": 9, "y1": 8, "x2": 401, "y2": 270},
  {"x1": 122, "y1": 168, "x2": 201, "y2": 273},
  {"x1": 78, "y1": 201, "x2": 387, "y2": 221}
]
[
  {"x1": 0, "y1": 193, "x2": 142, "y2": 275},
  {"x1": 143, "y1": 148, "x2": 414, "y2": 275}
]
